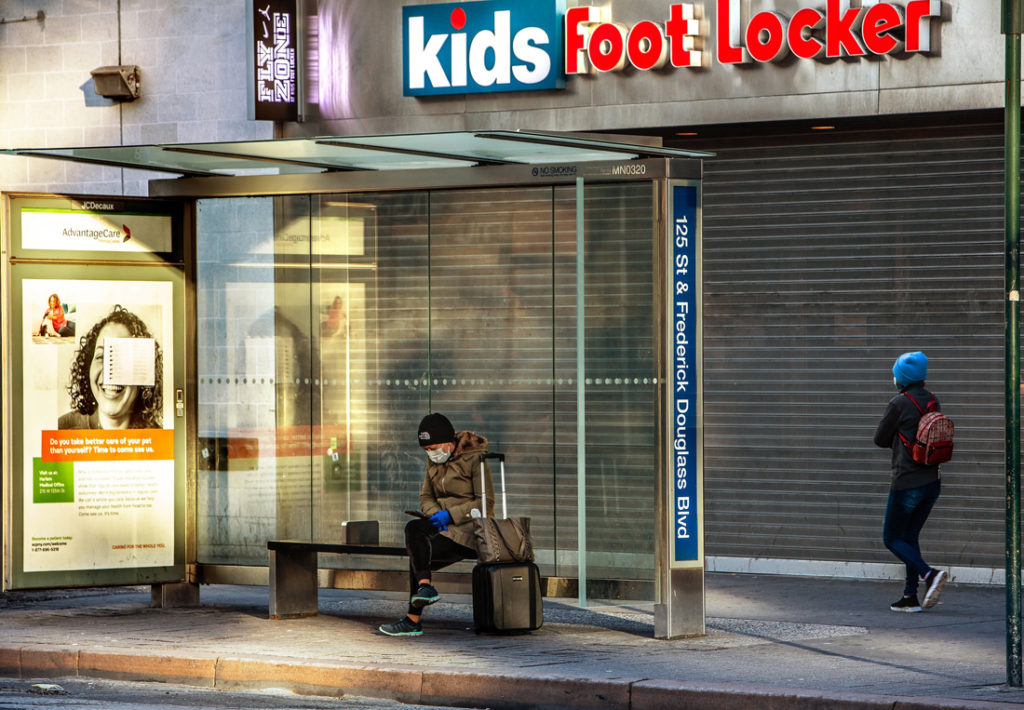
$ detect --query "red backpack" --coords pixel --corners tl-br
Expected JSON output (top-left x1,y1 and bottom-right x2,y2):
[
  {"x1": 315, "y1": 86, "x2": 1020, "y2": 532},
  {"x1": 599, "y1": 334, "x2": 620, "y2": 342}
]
[{"x1": 898, "y1": 393, "x2": 954, "y2": 466}]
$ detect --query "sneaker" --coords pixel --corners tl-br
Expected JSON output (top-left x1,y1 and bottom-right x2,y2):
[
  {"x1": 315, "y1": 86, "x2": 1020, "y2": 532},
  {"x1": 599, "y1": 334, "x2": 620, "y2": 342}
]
[
  {"x1": 379, "y1": 616, "x2": 422, "y2": 636},
  {"x1": 410, "y1": 583, "x2": 440, "y2": 609},
  {"x1": 922, "y1": 569, "x2": 947, "y2": 609},
  {"x1": 890, "y1": 595, "x2": 922, "y2": 613}
]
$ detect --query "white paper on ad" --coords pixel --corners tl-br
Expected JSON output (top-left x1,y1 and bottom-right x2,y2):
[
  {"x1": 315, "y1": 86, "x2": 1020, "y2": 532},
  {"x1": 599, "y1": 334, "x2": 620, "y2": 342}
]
[{"x1": 104, "y1": 337, "x2": 157, "y2": 386}]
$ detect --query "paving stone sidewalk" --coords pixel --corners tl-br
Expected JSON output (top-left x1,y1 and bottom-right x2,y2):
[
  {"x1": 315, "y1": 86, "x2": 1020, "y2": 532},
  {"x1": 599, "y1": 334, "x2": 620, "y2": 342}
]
[{"x1": 0, "y1": 573, "x2": 1021, "y2": 709}]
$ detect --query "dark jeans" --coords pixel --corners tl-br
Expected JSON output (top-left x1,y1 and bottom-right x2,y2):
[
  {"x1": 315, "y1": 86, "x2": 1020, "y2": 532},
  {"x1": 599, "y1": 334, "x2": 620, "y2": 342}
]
[
  {"x1": 882, "y1": 479, "x2": 940, "y2": 597},
  {"x1": 404, "y1": 517, "x2": 475, "y2": 615},
  {"x1": 41, "y1": 322, "x2": 74, "y2": 337}
]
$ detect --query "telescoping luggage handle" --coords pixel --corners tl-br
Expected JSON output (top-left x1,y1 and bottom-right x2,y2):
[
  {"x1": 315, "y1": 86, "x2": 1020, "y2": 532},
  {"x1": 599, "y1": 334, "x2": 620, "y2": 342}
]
[{"x1": 480, "y1": 453, "x2": 506, "y2": 519}]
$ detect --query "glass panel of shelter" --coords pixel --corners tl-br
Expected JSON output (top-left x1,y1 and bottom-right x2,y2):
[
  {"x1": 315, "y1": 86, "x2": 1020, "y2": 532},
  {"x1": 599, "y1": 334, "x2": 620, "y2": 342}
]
[
  {"x1": 578, "y1": 182, "x2": 657, "y2": 593},
  {"x1": 195, "y1": 196, "x2": 314, "y2": 563},
  {"x1": 312, "y1": 192, "x2": 431, "y2": 547},
  {"x1": 194, "y1": 183, "x2": 658, "y2": 602}
]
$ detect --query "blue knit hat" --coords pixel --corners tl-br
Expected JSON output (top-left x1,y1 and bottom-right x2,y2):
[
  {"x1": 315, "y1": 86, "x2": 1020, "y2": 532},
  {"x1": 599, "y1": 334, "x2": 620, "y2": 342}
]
[{"x1": 893, "y1": 351, "x2": 928, "y2": 386}]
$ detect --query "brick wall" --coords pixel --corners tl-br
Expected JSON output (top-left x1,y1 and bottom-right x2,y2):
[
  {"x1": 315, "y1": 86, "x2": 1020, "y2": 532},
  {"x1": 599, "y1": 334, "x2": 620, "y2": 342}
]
[{"x1": 0, "y1": 0, "x2": 272, "y2": 196}]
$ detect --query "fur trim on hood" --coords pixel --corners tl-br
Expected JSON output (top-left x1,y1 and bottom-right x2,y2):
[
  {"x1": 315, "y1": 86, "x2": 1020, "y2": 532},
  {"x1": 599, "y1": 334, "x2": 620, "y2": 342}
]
[{"x1": 452, "y1": 430, "x2": 487, "y2": 458}]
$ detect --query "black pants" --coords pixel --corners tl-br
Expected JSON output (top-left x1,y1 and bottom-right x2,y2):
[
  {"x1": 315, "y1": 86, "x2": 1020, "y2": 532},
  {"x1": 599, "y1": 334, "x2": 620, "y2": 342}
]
[{"x1": 405, "y1": 517, "x2": 475, "y2": 615}]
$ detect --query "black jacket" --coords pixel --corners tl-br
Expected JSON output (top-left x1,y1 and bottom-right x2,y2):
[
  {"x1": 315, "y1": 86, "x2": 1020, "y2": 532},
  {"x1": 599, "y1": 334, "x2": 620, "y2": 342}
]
[{"x1": 873, "y1": 382, "x2": 941, "y2": 491}]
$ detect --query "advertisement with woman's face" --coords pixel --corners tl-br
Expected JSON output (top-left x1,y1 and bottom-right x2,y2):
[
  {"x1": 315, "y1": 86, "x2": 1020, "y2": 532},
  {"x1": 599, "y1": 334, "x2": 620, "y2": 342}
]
[
  {"x1": 20, "y1": 279, "x2": 174, "y2": 573},
  {"x1": 58, "y1": 305, "x2": 164, "y2": 430}
]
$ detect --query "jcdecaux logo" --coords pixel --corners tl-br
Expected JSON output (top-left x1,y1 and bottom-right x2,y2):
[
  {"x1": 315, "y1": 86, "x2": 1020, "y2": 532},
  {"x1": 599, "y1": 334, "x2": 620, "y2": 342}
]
[
  {"x1": 403, "y1": 0, "x2": 565, "y2": 96},
  {"x1": 403, "y1": 1, "x2": 943, "y2": 97}
]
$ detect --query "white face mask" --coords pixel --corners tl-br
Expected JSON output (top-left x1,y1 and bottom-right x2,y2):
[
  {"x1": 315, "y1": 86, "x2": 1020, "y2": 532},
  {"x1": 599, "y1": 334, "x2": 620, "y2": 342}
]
[{"x1": 427, "y1": 448, "x2": 450, "y2": 464}]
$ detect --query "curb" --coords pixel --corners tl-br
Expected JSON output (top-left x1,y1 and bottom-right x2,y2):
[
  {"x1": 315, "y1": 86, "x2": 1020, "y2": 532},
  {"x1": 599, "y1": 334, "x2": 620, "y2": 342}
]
[{"x1": 0, "y1": 644, "x2": 1017, "y2": 710}]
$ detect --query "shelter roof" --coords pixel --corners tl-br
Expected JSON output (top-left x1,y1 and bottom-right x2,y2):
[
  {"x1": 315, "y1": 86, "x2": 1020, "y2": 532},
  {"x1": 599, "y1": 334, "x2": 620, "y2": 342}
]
[{"x1": 4, "y1": 130, "x2": 710, "y2": 178}]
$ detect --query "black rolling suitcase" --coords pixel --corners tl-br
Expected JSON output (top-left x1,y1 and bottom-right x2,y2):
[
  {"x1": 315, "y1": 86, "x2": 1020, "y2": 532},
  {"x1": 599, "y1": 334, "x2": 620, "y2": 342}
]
[{"x1": 472, "y1": 453, "x2": 543, "y2": 633}]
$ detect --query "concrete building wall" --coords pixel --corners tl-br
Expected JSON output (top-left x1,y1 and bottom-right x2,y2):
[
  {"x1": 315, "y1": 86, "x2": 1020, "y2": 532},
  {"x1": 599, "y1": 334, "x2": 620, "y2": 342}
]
[
  {"x1": 0, "y1": 0, "x2": 272, "y2": 196},
  {"x1": 291, "y1": 1, "x2": 1002, "y2": 138},
  {"x1": 3, "y1": 1, "x2": 999, "y2": 185}
]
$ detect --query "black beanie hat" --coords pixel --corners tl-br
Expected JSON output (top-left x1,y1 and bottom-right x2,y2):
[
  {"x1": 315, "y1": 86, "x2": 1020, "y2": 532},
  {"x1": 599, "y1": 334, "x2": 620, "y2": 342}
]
[{"x1": 418, "y1": 412, "x2": 455, "y2": 447}]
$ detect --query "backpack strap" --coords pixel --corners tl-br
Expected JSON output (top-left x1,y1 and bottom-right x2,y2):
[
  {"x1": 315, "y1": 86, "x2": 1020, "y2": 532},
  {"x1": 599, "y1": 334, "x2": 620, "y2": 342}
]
[
  {"x1": 902, "y1": 392, "x2": 936, "y2": 414},
  {"x1": 903, "y1": 391, "x2": 924, "y2": 413}
]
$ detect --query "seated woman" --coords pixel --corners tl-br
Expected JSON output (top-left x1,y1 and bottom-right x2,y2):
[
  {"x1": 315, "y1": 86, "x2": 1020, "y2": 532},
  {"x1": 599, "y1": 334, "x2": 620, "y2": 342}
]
[
  {"x1": 379, "y1": 413, "x2": 493, "y2": 637},
  {"x1": 37, "y1": 293, "x2": 75, "y2": 337}
]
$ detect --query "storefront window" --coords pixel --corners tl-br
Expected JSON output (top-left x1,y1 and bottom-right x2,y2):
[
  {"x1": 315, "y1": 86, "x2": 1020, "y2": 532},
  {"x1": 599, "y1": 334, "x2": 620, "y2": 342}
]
[{"x1": 195, "y1": 183, "x2": 656, "y2": 596}]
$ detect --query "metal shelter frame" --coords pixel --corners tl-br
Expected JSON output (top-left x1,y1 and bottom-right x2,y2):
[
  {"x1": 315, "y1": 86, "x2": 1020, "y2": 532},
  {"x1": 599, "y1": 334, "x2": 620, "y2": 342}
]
[{"x1": 3, "y1": 130, "x2": 709, "y2": 638}]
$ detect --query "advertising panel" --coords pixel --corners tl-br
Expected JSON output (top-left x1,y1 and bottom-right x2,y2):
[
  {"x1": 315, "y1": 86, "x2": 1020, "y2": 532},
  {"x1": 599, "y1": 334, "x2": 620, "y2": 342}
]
[
  {"x1": 4, "y1": 193, "x2": 186, "y2": 590},
  {"x1": 20, "y1": 279, "x2": 176, "y2": 573},
  {"x1": 20, "y1": 207, "x2": 173, "y2": 254},
  {"x1": 10, "y1": 196, "x2": 181, "y2": 263}
]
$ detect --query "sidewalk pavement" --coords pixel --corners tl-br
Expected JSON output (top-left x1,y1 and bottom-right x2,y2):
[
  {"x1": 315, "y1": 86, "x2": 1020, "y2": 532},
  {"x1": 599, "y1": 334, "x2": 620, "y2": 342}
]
[{"x1": 0, "y1": 572, "x2": 1022, "y2": 710}]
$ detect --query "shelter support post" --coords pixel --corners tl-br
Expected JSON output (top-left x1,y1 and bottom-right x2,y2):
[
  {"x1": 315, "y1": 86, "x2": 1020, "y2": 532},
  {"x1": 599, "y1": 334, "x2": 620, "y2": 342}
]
[
  {"x1": 576, "y1": 177, "x2": 587, "y2": 609},
  {"x1": 150, "y1": 582, "x2": 199, "y2": 608},
  {"x1": 655, "y1": 179, "x2": 705, "y2": 638},
  {"x1": 1004, "y1": 0, "x2": 1023, "y2": 688}
]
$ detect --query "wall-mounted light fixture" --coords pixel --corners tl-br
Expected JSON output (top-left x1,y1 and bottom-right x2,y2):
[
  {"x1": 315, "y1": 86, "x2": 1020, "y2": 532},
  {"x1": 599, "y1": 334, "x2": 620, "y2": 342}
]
[
  {"x1": 90, "y1": 65, "x2": 141, "y2": 101},
  {"x1": 0, "y1": 10, "x2": 45, "y2": 26}
]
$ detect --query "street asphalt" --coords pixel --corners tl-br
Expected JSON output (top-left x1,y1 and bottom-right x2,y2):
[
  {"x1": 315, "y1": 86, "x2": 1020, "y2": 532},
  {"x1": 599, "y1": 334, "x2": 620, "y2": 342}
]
[{"x1": 0, "y1": 572, "x2": 1021, "y2": 709}]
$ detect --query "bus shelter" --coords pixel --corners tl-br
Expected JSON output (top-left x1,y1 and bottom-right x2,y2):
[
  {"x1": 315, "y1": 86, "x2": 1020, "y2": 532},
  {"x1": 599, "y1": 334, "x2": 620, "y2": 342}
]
[{"x1": 2, "y1": 131, "x2": 707, "y2": 637}]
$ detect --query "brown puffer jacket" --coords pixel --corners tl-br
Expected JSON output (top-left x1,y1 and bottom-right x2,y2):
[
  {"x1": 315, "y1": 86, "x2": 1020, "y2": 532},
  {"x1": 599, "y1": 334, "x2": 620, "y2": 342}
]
[{"x1": 419, "y1": 430, "x2": 495, "y2": 549}]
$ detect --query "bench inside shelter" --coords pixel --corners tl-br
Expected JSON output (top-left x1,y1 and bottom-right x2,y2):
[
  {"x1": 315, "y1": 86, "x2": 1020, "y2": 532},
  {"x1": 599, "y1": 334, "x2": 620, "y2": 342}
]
[{"x1": 268, "y1": 520, "x2": 406, "y2": 619}]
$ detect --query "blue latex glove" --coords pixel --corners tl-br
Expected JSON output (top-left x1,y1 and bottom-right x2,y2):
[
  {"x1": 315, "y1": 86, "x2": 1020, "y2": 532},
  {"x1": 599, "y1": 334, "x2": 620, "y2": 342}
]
[{"x1": 429, "y1": 510, "x2": 452, "y2": 531}]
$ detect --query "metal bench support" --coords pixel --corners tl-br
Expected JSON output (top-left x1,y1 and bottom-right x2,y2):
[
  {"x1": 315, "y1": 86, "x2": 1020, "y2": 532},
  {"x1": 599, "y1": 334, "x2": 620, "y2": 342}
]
[
  {"x1": 267, "y1": 532, "x2": 407, "y2": 620},
  {"x1": 269, "y1": 545, "x2": 319, "y2": 619}
]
